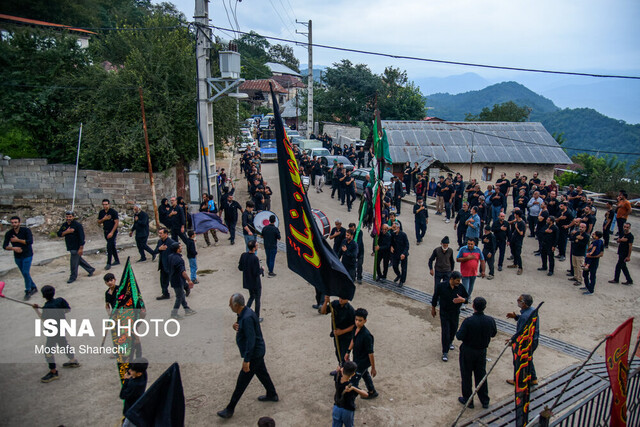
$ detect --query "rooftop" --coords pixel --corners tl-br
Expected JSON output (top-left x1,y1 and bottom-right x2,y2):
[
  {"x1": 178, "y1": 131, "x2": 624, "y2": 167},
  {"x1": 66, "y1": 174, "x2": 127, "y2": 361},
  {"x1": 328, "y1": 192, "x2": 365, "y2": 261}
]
[
  {"x1": 239, "y1": 79, "x2": 287, "y2": 94},
  {"x1": 0, "y1": 14, "x2": 96, "y2": 35},
  {"x1": 265, "y1": 62, "x2": 301, "y2": 77}
]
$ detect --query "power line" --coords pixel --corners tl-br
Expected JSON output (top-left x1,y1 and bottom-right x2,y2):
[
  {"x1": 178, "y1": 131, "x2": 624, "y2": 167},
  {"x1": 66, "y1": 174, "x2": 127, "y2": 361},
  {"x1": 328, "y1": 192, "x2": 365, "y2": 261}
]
[
  {"x1": 207, "y1": 25, "x2": 640, "y2": 80},
  {"x1": 267, "y1": 0, "x2": 299, "y2": 42}
]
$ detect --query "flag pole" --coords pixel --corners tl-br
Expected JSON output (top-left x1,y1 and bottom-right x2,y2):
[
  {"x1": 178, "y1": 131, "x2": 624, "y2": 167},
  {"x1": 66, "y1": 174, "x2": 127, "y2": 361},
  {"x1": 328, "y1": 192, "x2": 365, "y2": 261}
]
[
  {"x1": 71, "y1": 123, "x2": 83, "y2": 212},
  {"x1": 329, "y1": 302, "x2": 342, "y2": 365},
  {"x1": 139, "y1": 87, "x2": 160, "y2": 228},
  {"x1": 451, "y1": 341, "x2": 511, "y2": 427}
]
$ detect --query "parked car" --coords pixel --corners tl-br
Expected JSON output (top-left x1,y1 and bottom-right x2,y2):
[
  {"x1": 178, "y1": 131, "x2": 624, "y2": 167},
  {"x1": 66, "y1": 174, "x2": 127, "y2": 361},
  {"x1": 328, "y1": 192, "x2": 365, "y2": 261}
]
[
  {"x1": 351, "y1": 168, "x2": 406, "y2": 196},
  {"x1": 238, "y1": 129, "x2": 256, "y2": 152},
  {"x1": 304, "y1": 147, "x2": 331, "y2": 158}
]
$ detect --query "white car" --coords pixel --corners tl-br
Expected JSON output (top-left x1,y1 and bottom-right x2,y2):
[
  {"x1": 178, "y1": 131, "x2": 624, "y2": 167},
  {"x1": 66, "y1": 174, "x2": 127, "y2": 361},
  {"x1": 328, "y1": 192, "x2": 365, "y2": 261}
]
[{"x1": 351, "y1": 168, "x2": 406, "y2": 196}]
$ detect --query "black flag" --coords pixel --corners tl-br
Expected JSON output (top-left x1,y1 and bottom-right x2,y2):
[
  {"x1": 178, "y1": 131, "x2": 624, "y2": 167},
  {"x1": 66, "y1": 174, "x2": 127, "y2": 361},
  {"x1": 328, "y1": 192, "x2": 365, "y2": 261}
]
[
  {"x1": 124, "y1": 362, "x2": 185, "y2": 427},
  {"x1": 270, "y1": 85, "x2": 355, "y2": 300}
]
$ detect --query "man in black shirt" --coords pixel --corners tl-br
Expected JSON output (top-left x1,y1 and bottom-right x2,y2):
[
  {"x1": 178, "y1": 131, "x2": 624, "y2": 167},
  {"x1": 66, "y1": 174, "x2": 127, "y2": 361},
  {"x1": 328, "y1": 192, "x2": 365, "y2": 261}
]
[
  {"x1": 345, "y1": 170, "x2": 356, "y2": 212},
  {"x1": 168, "y1": 242, "x2": 195, "y2": 319},
  {"x1": 57, "y1": 212, "x2": 95, "y2": 284},
  {"x1": 392, "y1": 176, "x2": 404, "y2": 215},
  {"x1": 339, "y1": 229, "x2": 359, "y2": 281},
  {"x1": 321, "y1": 296, "x2": 355, "y2": 367},
  {"x1": 261, "y1": 215, "x2": 280, "y2": 277},
  {"x1": 610, "y1": 223, "x2": 634, "y2": 285},
  {"x1": 491, "y1": 212, "x2": 509, "y2": 271},
  {"x1": 481, "y1": 226, "x2": 496, "y2": 279},
  {"x1": 375, "y1": 224, "x2": 392, "y2": 281},
  {"x1": 456, "y1": 297, "x2": 497, "y2": 409},
  {"x1": 568, "y1": 223, "x2": 589, "y2": 286},
  {"x1": 346, "y1": 307, "x2": 378, "y2": 399},
  {"x1": 413, "y1": 198, "x2": 428, "y2": 245},
  {"x1": 357, "y1": 146, "x2": 366, "y2": 168},
  {"x1": 441, "y1": 178, "x2": 454, "y2": 222},
  {"x1": 538, "y1": 216, "x2": 559, "y2": 276},
  {"x1": 495, "y1": 173, "x2": 510, "y2": 211},
  {"x1": 330, "y1": 220, "x2": 346, "y2": 254},
  {"x1": 3, "y1": 216, "x2": 37, "y2": 298},
  {"x1": 391, "y1": 221, "x2": 409, "y2": 287},
  {"x1": 332, "y1": 164, "x2": 343, "y2": 199},
  {"x1": 153, "y1": 227, "x2": 174, "y2": 300},
  {"x1": 239, "y1": 240, "x2": 264, "y2": 320},
  {"x1": 510, "y1": 172, "x2": 521, "y2": 206},
  {"x1": 454, "y1": 202, "x2": 471, "y2": 248},
  {"x1": 348, "y1": 223, "x2": 365, "y2": 283},
  {"x1": 166, "y1": 196, "x2": 188, "y2": 245},
  {"x1": 508, "y1": 210, "x2": 526, "y2": 275},
  {"x1": 403, "y1": 162, "x2": 412, "y2": 195},
  {"x1": 97, "y1": 199, "x2": 120, "y2": 269},
  {"x1": 431, "y1": 271, "x2": 468, "y2": 362},
  {"x1": 217, "y1": 293, "x2": 278, "y2": 419},
  {"x1": 242, "y1": 200, "x2": 257, "y2": 252},
  {"x1": 556, "y1": 203, "x2": 574, "y2": 261},
  {"x1": 223, "y1": 194, "x2": 243, "y2": 245},
  {"x1": 129, "y1": 204, "x2": 154, "y2": 262}
]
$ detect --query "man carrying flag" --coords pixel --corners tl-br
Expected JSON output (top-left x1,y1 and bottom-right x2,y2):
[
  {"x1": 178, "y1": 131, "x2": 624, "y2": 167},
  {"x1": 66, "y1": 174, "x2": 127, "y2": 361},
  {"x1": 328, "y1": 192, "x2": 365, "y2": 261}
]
[{"x1": 605, "y1": 317, "x2": 634, "y2": 427}]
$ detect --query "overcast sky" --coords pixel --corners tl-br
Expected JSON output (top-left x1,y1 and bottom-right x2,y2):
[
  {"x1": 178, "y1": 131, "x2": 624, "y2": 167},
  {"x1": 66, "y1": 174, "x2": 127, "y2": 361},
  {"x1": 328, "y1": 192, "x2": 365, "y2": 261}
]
[{"x1": 164, "y1": 0, "x2": 640, "y2": 78}]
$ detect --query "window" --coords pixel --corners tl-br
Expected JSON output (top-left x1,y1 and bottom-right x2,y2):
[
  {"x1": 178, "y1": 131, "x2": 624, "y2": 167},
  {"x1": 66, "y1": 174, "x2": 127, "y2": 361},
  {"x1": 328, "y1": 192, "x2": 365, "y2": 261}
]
[{"x1": 482, "y1": 167, "x2": 493, "y2": 181}]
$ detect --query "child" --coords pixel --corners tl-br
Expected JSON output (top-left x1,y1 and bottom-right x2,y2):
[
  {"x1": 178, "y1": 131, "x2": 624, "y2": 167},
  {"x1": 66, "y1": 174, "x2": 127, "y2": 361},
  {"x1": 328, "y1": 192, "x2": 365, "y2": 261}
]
[
  {"x1": 32, "y1": 285, "x2": 80, "y2": 383},
  {"x1": 104, "y1": 273, "x2": 117, "y2": 315},
  {"x1": 186, "y1": 230, "x2": 198, "y2": 285},
  {"x1": 120, "y1": 357, "x2": 148, "y2": 423},
  {"x1": 582, "y1": 231, "x2": 604, "y2": 295},
  {"x1": 332, "y1": 361, "x2": 368, "y2": 427},
  {"x1": 346, "y1": 308, "x2": 378, "y2": 399}
]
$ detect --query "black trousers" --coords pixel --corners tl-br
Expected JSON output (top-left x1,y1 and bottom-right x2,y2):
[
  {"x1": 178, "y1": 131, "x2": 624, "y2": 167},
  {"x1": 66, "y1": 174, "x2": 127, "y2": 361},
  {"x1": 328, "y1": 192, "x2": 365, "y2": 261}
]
[
  {"x1": 172, "y1": 285, "x2": 189, "y2": 312},
  {"x1": 135, "y1": 235, "x2": 154, "y2": 260},
  {"x1": 511, "y1": 243, "x2": 523, "y2": 268},
  {"x1": 351, "y1": 368, "x2": 375, "y2": 393},
  {"x1": 394, "y1": 197, "x2": 402, "y2": 214},
  {"x1": 415, "y1": 220, "x2": 426, "y2": 243},
  {"x1": 356, "y1": 253, "x2": 364, "y2": 281},
  {"x1": 583, "y1": 259, "x2": 599, "y2": 293},
  {"x1": 345, "y1": 265, "x2": 356, "y2": 281},
  {"x1": 339, "y1": 187, "x2": 346, "y2": 204},
  {"x1": 45, "y1": 335, "x2": 76, "y2": 369},
  {"x1": 540, "y1": 246, "x2": 555, "y2": 272},
  {"x1": 603, "y1": 227, "x2": 611, "y2": 247},
  {"x1": 331, "y1": 181, "x2": 339, "y2": 198},
  {"x1": 171, "y1": 228, "x2": 189, "y2": 245},
  {"x1": 440, "y1": 312, "x2": 459, "y2": 354},
  {"x1": 434, "y1": 271, "x2": 451, "y2": 293},
  {"x1": 614, "y1": 256, "x2": 632, "y2": 282},
  {"x1": 558, "y1": 230, "x2": 569, "y2": 257},
  {"x1": 460, "y1": 345, "x2": 489, "y2": 405},
  {"x1": 496, "y1": 238, "x2": 506, "y2": 267},
  {"x1": 247, "y1": 286, "x2": 262, "y2": 317},
  {"x1": 334, "y1": 334, "x2": 352, "y2": 365},
  {"x1": 160, "y1": 269, "x2": 170, "y2": 296},
  {"x1": 69, "y1": 249, "x2": 94, "y2": 280},
  {"x1": 527, "y1": 216, "x2": 537, "y2": 236},
  {"x1": 377, "y1": 250, "x2": 390, "y2": 278},
  {"x1": 226, "y1": 355, "x2": 277, "y2": 411},
  {"x1": 346, "y1": 190, "x2": 355, "y2": 211},
  {"x1": 484, "y1": 252, "x2": 495, "y2": 275},
  {"x1": 457, "y1": 226, "x2": 467, "y2": 247},
  {"x1": 617, "y1": 217, "x2": 627, "y2": 236},
  {"x1": 226, "y1": 220, "x2": 237, "y2": 243},
  {"x1": 392, "y1": 255, "x2": 407, "y2": 283},
  {"x1": 105, "y1": 231, "x2": 119, "y2": 265}
]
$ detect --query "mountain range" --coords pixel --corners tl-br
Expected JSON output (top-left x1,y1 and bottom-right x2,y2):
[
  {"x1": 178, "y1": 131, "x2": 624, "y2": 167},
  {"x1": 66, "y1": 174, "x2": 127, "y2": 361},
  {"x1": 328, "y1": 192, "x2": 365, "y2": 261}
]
[{"x1": 424, "y1": 81, "x2": 640, "y2": 164}]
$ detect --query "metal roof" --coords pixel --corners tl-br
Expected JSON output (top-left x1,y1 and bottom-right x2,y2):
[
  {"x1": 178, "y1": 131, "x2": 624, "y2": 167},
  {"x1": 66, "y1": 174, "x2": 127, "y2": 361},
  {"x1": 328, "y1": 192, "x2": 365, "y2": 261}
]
[
  {"x1": 381, "y1": 121, "x2": 572, "y2": 165},
  {"x1": 265, "y1": 62, "x2": 301, "y2": 77}
]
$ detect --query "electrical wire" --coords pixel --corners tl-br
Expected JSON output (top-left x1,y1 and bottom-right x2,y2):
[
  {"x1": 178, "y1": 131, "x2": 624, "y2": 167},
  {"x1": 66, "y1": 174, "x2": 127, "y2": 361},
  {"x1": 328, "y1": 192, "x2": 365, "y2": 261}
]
[
  {"x1": 267, "y1": 0, "x2": 299, "y2": 41},
  {"x1": 207, "y1": 25, "x2": 640, "y2": 80}
]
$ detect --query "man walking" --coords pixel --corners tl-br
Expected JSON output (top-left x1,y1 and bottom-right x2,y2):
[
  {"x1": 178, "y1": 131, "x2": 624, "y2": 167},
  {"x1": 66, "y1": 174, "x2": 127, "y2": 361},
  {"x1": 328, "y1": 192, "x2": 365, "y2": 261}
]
[
  {"x1": 97, "y1": 199, "x2": 120, "y2": 269},
  {"x1": 609, "y1": 223, "x2": 634, "y2": 285},
  {"x1": 393, "y1": 176, "x2": 404, "y2": 215},
  {"x1": 556, "y1": 202, "x2": 574, "y2": 262},
  {"x1": 508, "y1": 210, "x2": 526, "y2": 275},
  {"x1": 339, "y1": 229, "x2": 358, "y2": 281},
  {"x1": 4, "y1": 216, "x2": 38, "y2": 298},
  {"x1": 390, "y1": 221, "x2": 409, "y2": 287},
  {"x1": 454, "y1": 202, "x2": 471, "y2": 248},
  {"x1": 491, "y1": 212, "x2": 509, "y2": 271},
  {"x1": 456, "y1": 238, "x2": 485, "y2": 299},
  {"x1": 153, "y1": 227, "x2": 174, "y2": 300},
  {"x1": 242, "y1": 200, "x2": 257, "y2": 251},
  {"x1": 375, "y1": 224, "x2": 392, "y2": 281},
  {"x1": 168, "y1": 242, "x2": 195, "y2": 319},
  {"x1": 615, "y1": 191, "x2": 632, "y2": 236},
  {"x1": 217, "y1": 293, "x2": 278, "y2": 419},
  {"x1": 167, "y1": 196, "x2": 188, "y2": 244},
  {"x1": 506, "y1": 294, "x2": 540, "y2": 386},
  {"x1": 456, "y1": 297, "x2": 497, "y2": 409},
  {"x1": 413, "y1": 197, "x2": 428, "y2": 245},
  {"x1": 129, "y1": 205, "x2": 154, "y2": 262},
  {"x1": 261, "y1": 215, "x2": 281, "y2": 277},
  {"x1": 313, "y1": 158, "x2": 325, "y2": 193},
  {"x1": 538, "y1": 216, "x2": 559, "y2": 276},
  {"x1": 223, "y1": 193, "x2": 243, "y2": 245},
  {"x1": 239, "y1": 240, "x2": 264, "y2": 321},
  {"x1": 348, "y1": 223, "x2": 365, "y2": 284},
  {"x1": 57, "y1": 212, "x2": 95, "y2": 284},
  {"x1": 428, "y1": 236, "x2": 455, "y2": 292},
  {"x1": 199, "y1": 193, "x2": 219, "y2": 246},
  {"x1": 481, "y1": 226, "x2": 496, "y2": 280},
  {"x1": 345, "y1": 170, "x2": 356, "y2": 213},
  {"x1": 431, "y1": 271, "x2": 468, "y2": 362}
]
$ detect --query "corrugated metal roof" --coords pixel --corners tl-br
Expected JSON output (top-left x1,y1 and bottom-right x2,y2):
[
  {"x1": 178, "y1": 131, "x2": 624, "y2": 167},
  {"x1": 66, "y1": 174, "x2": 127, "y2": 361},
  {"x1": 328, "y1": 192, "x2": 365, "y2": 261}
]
[
  {"x1": 382, "y1": 121, "x2": 572, "y2": 165},
  {"x1": 265, "y1": 62, "x2": 301, "y2": 77}
]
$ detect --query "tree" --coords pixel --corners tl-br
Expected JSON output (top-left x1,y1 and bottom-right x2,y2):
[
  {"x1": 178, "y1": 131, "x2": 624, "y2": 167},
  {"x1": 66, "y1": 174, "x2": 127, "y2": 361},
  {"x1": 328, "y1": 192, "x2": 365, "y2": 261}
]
[
  {"x1": 465, "y1": 101, "x2": 531, "y2": 122},
  {"x1": 557, "y1": 153, "x2": 638, "y2": 195}
]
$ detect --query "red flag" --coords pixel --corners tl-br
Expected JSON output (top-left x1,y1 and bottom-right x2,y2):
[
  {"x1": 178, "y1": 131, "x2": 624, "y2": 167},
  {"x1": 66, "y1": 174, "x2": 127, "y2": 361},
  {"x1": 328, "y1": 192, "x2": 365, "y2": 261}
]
[{"x1": 605, "y1": 317, "x2": 634, "y2": 427}]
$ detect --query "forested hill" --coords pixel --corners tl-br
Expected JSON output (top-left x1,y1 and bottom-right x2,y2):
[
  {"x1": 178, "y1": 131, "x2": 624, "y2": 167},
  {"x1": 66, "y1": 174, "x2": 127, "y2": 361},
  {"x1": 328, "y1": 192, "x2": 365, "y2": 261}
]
[{"x1": 426, "y1": 82, "x2": 640, "y2": 163}]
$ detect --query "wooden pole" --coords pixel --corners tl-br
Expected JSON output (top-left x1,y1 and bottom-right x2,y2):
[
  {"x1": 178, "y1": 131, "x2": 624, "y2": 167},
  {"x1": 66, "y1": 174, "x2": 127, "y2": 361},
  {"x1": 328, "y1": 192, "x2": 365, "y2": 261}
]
[{"x1": 139, "y1": 87, "x2": 160, "y2": 227}]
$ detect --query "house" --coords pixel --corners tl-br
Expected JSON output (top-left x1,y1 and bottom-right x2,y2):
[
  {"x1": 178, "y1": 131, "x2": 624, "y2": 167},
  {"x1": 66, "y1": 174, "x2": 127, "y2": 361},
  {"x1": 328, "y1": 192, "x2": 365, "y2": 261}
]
[
  {"x1": 265, "y1": 62, "x2": 306, "y2": 101},
  {"x1": 0, "y1": 14, "x2": 96, "y2": 48},
  {"x1": 382, "y1": 120, "x2": 572, "y2": 184},
  {"x1": 238, "y1": 79, "x2": 287, "y2": 109},
  {"x1": 280, "y1": 97, "x2": 303, "y2": 128}
]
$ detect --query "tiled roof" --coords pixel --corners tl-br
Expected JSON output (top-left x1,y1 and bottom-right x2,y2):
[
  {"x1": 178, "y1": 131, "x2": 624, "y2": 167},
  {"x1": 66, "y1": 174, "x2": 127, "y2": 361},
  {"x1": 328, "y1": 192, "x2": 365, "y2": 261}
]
[
  {"x1": 0, "y1": 14, "x2": 96, "y2": 35},
  {"x1": 271, "y1": 74, "x2": 305, "y2": 89},
  {"x1": 239, "y1": 79, "x2": 288, "y2": 94}
]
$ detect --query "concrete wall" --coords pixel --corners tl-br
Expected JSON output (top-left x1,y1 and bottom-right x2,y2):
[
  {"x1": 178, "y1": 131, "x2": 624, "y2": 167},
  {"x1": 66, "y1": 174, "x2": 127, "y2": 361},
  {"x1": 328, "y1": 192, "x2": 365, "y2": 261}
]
[
  {"x1": 0, "y1": 158, "x2": 176, "y2": 209},
  {"x1": 322, "y1": 123, "x2": 361, "y2": 140}
]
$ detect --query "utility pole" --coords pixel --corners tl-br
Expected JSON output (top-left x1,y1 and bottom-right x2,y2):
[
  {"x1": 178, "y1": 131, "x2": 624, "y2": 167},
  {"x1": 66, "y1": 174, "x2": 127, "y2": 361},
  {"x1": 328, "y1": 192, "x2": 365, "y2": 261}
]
[
  {"x1": 195, "y1": 0, "x2": 217, "y2": 201},
  {"x1": 296, "y1": 20, "x2": 313, "y2": 138}
]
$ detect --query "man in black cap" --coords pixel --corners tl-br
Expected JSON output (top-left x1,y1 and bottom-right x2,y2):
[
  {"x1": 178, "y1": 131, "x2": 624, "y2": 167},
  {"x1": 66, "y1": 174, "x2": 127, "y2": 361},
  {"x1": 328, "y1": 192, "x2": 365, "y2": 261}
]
[
  {"x1": 168, "y1": 241, "x2": 195, "y2": 319},
  {"x1": 431, "y1": 271, "x2": 468, "y2": 362},
  {"x1": 456, "y1": 296, "x2": 497, "y2": 409},
  {"x1": 217, "y1": 293, "x2": 278, "y2": 419},
  {"x1": 429, "y1": 236, "x2": 455, "y2": 292}
]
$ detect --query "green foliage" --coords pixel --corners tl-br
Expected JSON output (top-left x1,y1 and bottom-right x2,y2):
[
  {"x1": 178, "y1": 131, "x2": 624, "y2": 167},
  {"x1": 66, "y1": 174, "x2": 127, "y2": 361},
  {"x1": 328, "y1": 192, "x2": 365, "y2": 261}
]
[
  {"x1": 234, "y1": 31, "x2": 298, "y2": 79},
  {"x1": 557, "y1": 153, "x2": 640, "y2": 195},
  {"x1": 268, "y1": 44, "x2": 299, "y2": 73},
  {"x1": 0, "y1": 125, "x2": 39, "y2": 158},
  {"x1": 312, "y1": 60, "x2": 425, "y2": 127},
  {"x1": 465, "y1": 101, "x2": 531, "y2": 122}
]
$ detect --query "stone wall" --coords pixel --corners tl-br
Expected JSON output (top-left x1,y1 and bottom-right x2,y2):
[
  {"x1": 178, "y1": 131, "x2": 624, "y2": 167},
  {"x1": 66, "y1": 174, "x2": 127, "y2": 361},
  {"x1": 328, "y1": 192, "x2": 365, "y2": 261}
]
[{"x1": 0, "y1": 158, "x2": 176, "y2": 210}]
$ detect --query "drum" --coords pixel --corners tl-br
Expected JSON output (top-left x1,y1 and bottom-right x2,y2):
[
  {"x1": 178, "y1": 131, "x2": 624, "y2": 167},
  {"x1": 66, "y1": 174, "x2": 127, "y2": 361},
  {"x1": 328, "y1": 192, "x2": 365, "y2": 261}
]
[
  {"x1": 301, "y1": 175, "x2": 310, "y2": 192},
  {"x1": 253, "y1": 210, "x2": 279, "y2": 234},
  {"x1": 311, "y1": 209, "x2": 330, "y2": 239}
]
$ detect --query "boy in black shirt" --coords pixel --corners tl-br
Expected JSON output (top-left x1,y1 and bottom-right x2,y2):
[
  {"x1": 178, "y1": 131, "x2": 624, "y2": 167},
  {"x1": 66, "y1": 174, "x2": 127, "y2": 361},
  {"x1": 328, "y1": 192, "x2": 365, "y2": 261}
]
[
  {"x1": 332, "y1": 361, "x2": 368, "y2": 427},
  {"x1": 481, "y1": 226, "x2": 496, "y2": 279},
  {"x1": 346, "y1": 308, "x2": 378, "y2": 399},
  {"x1": 104, "y1": 273, "x2": 117, "y2": 315},
  {"x1": 322, "y1": 296, "x2": 355, "y2": 369},
  {"x1": 120, "y1": 357, "x2": 148, "y2": 421},
  {"x1": 186, "y1": 230, "x2": 199, "y2": 284},
  {"x1": 32, "y1": 285, "x2": 80, "y2": 383}
]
